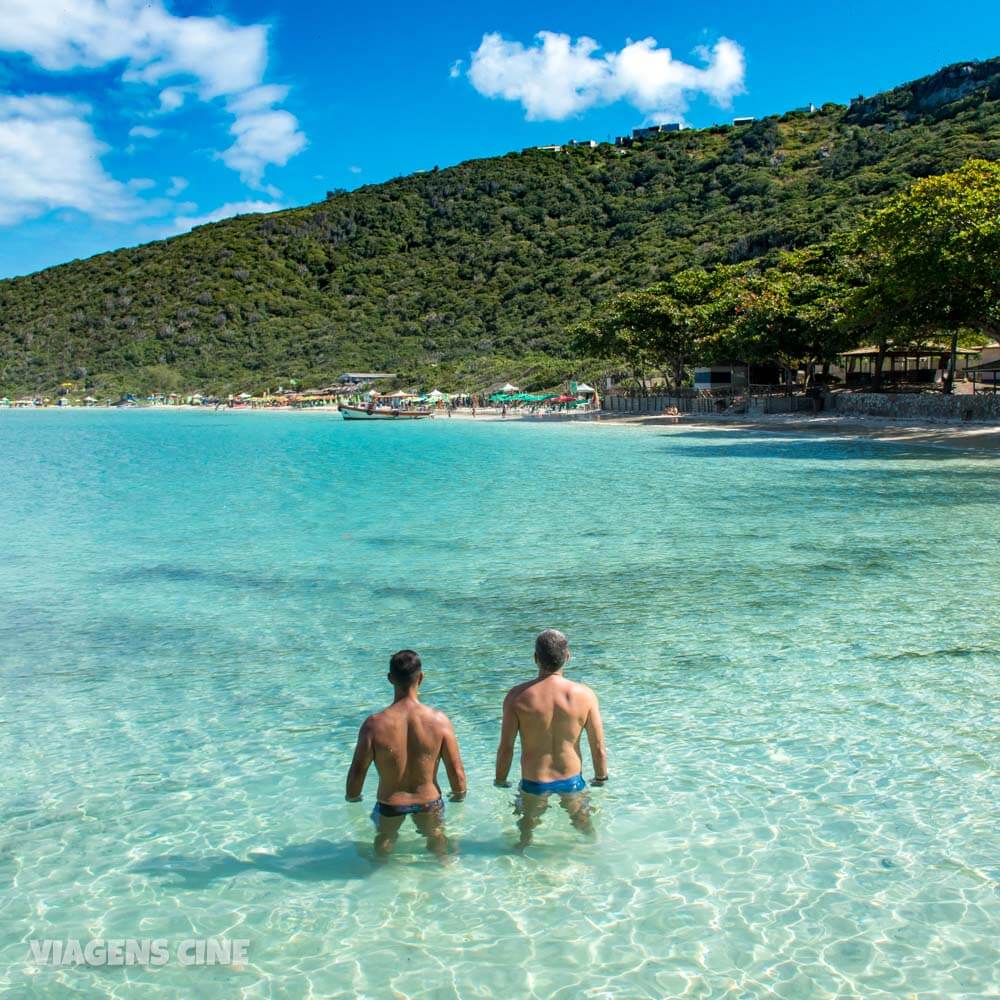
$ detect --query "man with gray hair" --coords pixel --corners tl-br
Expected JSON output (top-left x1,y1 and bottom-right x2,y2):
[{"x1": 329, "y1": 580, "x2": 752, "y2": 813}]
[{"x1": 495, "y1": 629, "x2": 608, "y2": 846}]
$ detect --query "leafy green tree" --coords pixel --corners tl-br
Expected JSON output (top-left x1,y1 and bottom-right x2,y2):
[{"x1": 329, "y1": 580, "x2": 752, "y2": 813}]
[
  {"x1": 576, "y1": 269, "x2": 731, "y2": 390},
  {"x1": 572, "y1": 296, "x2": 661, "y2": 390},
  {"x1": 848, "y1": 158, "x2": 1000, "y2": 392},
  {"x1": 720, "y1": 245, "x2": 855, "y2": 381}
]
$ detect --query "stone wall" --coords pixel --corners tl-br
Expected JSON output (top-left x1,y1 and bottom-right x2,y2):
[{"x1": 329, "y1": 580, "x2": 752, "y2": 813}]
[
  {"x1": 603, "y1": 393, "x2": 816, "y2": 416},
  {"x1": 604, "y1": 391, "x2": 1000, "y2": 422},
  {"x1": 603, "y1": 395, "x2": 719, "y2": 414},
  {"x1": 830, "y1": 392, "x2": 1000, "y2": 422}
]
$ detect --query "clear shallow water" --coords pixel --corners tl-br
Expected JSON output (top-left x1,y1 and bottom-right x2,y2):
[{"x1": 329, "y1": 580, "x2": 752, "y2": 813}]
[{"x1": 0, "y1": 410, "x2": 997, "y2": 999}]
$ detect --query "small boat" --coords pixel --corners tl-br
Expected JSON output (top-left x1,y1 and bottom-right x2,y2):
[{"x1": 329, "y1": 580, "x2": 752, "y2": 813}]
[{"x1": 339, "y1": 404, "x2": 433, "y2": 420}]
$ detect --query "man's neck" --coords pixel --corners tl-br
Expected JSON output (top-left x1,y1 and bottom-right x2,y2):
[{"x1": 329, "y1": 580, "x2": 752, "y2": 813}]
[
  {"x1": 392, "y1": 687, "x2": 420, "y2": 704},
  {"x1": 536, "y1": 668, "x2": 564, "y2": 680}
]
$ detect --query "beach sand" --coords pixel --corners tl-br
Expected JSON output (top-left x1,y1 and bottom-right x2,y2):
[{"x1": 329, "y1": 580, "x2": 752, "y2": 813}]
[{"x1": 596, "y1": 411, "x2": 1000, "y2": 453}]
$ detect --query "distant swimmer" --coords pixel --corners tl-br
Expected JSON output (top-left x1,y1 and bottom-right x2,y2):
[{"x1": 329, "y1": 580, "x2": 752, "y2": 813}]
[
  {"x1": 346, "y1": 650, "x2": 467, "y2": 857},
  {"x1": 495, "y1": 629, "x2": 608, "y2": 847}
]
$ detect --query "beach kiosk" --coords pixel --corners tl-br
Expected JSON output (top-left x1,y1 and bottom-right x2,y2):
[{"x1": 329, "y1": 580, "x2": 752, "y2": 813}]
[
  {"x1": 841, "y1": 344, "x2": 981, "y2": 386},
  {"x1": 693, "y1": 366, "x2": 748, "y2": 392},
  {"x1": 967, "y1": 357, "x2": 1000, "y2": 390}
]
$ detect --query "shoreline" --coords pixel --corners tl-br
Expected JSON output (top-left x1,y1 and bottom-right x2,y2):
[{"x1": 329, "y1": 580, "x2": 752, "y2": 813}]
[
  {"x1": 595, "y1": 411, "x2": 1000, "y2": 453},
  {"x1": 5, "y1": 404, "x2": 1000, "y2": 453}
]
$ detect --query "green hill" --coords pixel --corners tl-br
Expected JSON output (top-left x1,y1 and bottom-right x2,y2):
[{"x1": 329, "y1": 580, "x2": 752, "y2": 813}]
[{"x1": 2, "y1": 58, "x2": 999, "y2": 396}]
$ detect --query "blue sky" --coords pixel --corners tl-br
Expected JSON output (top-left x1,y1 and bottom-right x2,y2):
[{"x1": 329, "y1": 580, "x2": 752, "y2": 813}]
[{"x1": 1, "y1": 0, "x2": 998, "y2": 279}]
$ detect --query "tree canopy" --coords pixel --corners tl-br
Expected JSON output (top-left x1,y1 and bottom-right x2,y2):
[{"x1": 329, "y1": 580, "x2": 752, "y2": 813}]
[
  {"x1": 848, "y1": 158, "x2": 1000, "y2": 337},
  {"x1": 575, "y1": 158, "x2": 1000, "y2": 392}
]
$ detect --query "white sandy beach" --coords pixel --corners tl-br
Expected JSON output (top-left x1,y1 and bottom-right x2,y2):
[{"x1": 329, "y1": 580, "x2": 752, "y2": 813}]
[{"x1": 595, "y1": 411, "x2": 1000, "y2": 453}]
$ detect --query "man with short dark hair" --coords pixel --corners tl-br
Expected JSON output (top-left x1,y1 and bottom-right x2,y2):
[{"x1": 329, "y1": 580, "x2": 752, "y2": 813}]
[
  {"x1": 346, "y1": 650, "x2": 467, "y2": 856},
  {"x1": 495, "y1": 629, "x2": 608, "y2": 847}
]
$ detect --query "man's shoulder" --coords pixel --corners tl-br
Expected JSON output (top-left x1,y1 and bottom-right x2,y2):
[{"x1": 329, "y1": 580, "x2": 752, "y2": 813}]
[
  {"x1": 416, "y1": 703, "x2": 455, "y2": 729},
  {"x1": 503, "y1": 679, "x2": 536, "y2": 703},
  {"x1": 568, "y1": 678, "x2": 599, "y2": 702},
  {"x1": 362, "y1": 709, "x2": 388, "y2": 731}
]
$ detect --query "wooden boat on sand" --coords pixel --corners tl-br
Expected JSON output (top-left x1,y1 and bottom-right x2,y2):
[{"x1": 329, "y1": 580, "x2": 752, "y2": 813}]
[{"x1": 339, "y1": 404, "x2": 433, "y2": 420}]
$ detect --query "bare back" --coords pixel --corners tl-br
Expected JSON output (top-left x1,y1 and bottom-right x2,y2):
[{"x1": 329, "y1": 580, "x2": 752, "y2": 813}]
[
  {"x1": 504, "y1": 674, "x2": 598, "y2": 782},
  {"x1": 363, "y1": 701, "x2": 454, "y2": 805}
]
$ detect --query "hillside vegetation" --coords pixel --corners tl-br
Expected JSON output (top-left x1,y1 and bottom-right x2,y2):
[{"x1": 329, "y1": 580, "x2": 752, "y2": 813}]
[{"x1": 2, "y1": 58, "x2": 999, "y2": 395}]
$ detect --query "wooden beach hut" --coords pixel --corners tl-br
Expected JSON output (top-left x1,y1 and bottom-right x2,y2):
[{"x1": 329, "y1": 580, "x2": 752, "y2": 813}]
[
  {"x1": 966, "y1": 357, "x2": 1000, "y2": 391},
  {"x1": 841, "y1": 344, "x2": 981, "y2": 386}
]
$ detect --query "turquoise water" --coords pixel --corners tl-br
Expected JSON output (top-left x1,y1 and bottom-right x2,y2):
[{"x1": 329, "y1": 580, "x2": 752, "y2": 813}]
[{"x1": 1, "y1": 410, "x2": 997, "y2": 998}]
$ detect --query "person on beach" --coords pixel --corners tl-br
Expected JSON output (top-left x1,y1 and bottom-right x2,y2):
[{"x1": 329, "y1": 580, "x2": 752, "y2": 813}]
[
  {"x1": 495, "y1": 629, "x2": 608, "y2": 847},
  {"x1": 346, "y1": 650, "x2": 467, "y2": 857}
]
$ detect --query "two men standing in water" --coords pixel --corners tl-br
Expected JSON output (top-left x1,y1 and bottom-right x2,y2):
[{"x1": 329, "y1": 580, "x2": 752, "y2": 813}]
[{"x1": 345, "y1": 629, "x2": 608, "y2": 855}]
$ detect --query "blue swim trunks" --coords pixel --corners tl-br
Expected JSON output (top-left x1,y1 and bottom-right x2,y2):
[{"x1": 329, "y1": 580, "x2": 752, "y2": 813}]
[
  {"x1": 371, "y1": 798, "x2": 444, "y2": 825},
  {"x1": 519, "y1": 774, "x2": 587, "y2": 796}
]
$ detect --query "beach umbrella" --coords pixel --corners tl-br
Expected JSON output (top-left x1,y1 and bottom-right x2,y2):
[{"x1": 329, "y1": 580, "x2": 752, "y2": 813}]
[
  {"x1": 500, "y1": 382, "x2": 519, "y2": 392},
  {"x1": 427, "y1": 389, "x2": 445, "y2": 399},
  {"x1": 576, "y1": 382, "x2": 595, "y2": 394}
]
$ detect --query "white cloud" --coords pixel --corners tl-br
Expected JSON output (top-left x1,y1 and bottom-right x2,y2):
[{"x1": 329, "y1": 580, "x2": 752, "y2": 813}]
[
  {"x1": 0, "y1": 0, "x2": 306, "y2": 187},
  {"x1": 166, "y1": 175, "x2": 188, "y2": 196},
  {"x1": 0, "y1": 95, "x2": 142, "y2": 225},
  {"x1": 228, "y1": 84, "x2": 291, "y2": 115},
  {"x1": 466, "y1": 30, "x2": 746, "y2": 122},
  {"x1": 349, "y1": 165, "x2": 362, "y2": 175},
  {"x1": 221, "y1": 107, "x2": 306, "y2": 185},
  {"x1": 171, "y1": 199, "x2": 283, "y2": 233},
  {"x1": 158, "y1": 86, "x2": 187, "y2": 113},
  {"x1": 449, "y1": 59, "x2": 463, "y2": 79},
  {"x1": 129, "y1": 125, "x2": 160, "y2": 138},
  {"x1": 0, "y1": 0, "x2": 266, "y2": 97},
  {"x1": 609, "y1": 38, "x2": 746, "y2": 121},
  {"x1": 468, "y1": 32, "x2": 606, "y2": 120}
]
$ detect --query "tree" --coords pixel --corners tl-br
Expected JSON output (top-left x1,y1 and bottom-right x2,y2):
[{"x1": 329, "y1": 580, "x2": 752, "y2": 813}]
[
  {"x1": 572, "y1": 298, "x2": 660, "y2": 391},
  {"x1": 848, "y1": 159, "x2": 1000, "y2": 392},
  {"x1": 719, "y1": 245, "x2": 855, "y2": 383},
  {"x1": 576, "y1": 269, "x2": 730, "y2": 391}
]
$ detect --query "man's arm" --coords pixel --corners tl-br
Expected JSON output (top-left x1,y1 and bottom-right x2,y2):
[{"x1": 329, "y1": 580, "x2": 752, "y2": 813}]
[
  {"x1": 495, "y1": 692, "x2": 519, "y2": 787},
  {"x1": 440, "y1": 718, "x2": 467, "y2": 802},
  {"x1": 345, "y1": 719, "x2": 374, "y2": 801},
  {"x1": 584, "y1": 691, "x2": 608, "y2": 784}
]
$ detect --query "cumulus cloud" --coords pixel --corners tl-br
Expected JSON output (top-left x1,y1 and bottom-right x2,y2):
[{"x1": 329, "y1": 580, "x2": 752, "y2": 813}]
[
  {"x1": 221, "y1": 106, "x2": 306, "y2": 185},
  {"x1": 468, "y1": 33, "x2": 607, "y2": 120},
  {"x1": 227, "y1": 84, "x2": 291, "y2": 115},
  {"x1": 0, "y1": 0, "x2": 306, "y2": 191},
  {"x1": 129, "y1": 125, "x2": 160, "y2": 138},
  {"x1": 0, "y1": 0, "x2": 266, "y2": 97},
  {"x1": 466, "y1": 30, "x2": 746, "y2": 122},
  {"x1": 0, "y1": 95, "x2": 142, "y2": 225},
  {"x1": 166, "y1": 176, "x2": 188, "y2": 196},
  {"x1": 171, "y1": 199, "x2": 283, "y2": 233},
  {"x1": 158, "y1": 86, "x2": 187, "y2": 112}
]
